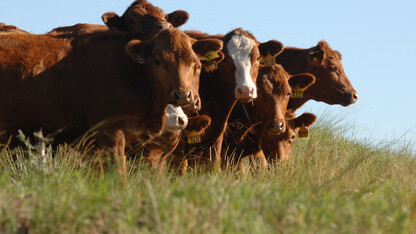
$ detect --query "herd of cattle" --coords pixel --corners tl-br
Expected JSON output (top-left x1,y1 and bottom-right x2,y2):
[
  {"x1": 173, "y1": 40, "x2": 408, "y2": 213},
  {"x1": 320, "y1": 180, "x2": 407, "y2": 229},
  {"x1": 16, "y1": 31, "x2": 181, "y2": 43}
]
[{"x1": 0, "y1": 0, "x2": 358, "y2": 174}]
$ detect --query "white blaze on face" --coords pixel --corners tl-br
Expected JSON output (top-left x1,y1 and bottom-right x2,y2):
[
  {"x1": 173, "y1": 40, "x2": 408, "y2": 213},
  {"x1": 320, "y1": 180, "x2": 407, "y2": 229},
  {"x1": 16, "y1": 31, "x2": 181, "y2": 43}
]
[
  {"x1": 227, "y1": 33, "x2": 257, "y2": 100},
  {"x1": 164, "y1": 104, "x2": 188, "y2": 133}
]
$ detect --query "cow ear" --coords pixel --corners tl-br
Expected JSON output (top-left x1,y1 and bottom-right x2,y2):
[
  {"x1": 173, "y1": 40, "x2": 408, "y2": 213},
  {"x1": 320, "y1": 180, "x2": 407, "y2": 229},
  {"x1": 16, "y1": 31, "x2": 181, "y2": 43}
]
[
  {"x1": 192, "y1": 38, "x2": 224, "y2": 61},
  {"x1": 125, "y1": 40, "x2": 151, "y2": 64},
  {"x1": 258, "y1": 40, "x2": 284, "y2": 57},
  {"x1": 334, "y1": 50, "x2": 342, "y2": 60},
  {"x1": 308, "y1": 50, "x2": 324, "y2": 66},
  {"x1": 293, "y1": 113, "x2": 317, "y2": 129},
  {"x1": 185, "y1": 115, "x2": 211, "y2": 134},
  {"x1": 102, "y1": 12, "x2": 126, "y2": 32},
  {"x1": 288, "y1": 73, "x2": 316, "y2": 91},
  {"x1": 167, "y1": 10, "x2": 189, "y2": 27}
]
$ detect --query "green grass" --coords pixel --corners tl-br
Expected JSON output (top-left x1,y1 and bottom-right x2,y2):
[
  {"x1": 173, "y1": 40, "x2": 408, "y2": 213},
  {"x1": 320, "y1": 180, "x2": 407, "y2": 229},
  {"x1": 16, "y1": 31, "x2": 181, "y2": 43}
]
[{"x1": 1, "y1": 117, "x2": 416, "y2": 233}]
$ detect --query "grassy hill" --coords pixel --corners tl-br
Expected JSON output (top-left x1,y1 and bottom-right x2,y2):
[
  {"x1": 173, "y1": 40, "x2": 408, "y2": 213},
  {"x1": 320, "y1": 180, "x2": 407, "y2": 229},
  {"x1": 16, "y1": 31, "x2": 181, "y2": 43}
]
[{"x1": 1, "y1": 117, "x2": 415, "y2": 233}]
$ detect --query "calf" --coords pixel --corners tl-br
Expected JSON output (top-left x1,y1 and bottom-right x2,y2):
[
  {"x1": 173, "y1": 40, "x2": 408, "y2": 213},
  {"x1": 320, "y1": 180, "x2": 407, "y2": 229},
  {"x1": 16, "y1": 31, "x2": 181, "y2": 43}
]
[
  {"x1": 49, "y1": 0, "x2": 188, "y2": 39},
  {"x1": 173, "y1": 29, "x2": 284, "y2": 169},
  {"x1": 224, "y1": 65, "x2": 315, "y2": 164},
  {"x1": 237, "y1": 111, "x2": 317, "y2": 171},
  {"x1": 275, "y1": 40, "x2": 358, "y2": 110},
  {"x1": 0, "y1": 28, "x2": 222, "y2": 174}
]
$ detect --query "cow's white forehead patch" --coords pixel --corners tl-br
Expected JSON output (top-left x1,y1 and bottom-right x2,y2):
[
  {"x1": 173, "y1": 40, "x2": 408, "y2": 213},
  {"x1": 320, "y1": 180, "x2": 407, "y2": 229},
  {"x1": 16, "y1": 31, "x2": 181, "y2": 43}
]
[{"x1": 227, "y1": 34, "x2": 257, "y2": 98}]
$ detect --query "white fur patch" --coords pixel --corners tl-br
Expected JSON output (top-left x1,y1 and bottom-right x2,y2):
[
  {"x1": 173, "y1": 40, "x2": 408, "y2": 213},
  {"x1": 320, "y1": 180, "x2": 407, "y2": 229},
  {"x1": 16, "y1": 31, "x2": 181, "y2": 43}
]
[
  {"x1": 164, "y1": 104, "x2": 188, "y2": 133},
  {"x1": 227, "y1": 34, "x2": 257, "y2": 99}
]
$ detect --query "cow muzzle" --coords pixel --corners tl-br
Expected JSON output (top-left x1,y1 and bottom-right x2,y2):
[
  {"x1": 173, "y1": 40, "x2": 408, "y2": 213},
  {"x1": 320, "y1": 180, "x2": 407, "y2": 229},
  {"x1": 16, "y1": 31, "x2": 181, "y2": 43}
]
[
  {"x1": 235, "y1": 85, "x2": 257, "y2": 102},
  {"x1": 338, "y1": 89, "x2": 358, "y2": 106},
  {"x1": 181, "y1": 97, "x2": 201, "y2": 113},
  {"x1": 153, "y1": 21, "x2": 172, "y2": 34},
  {"x1": 171, "y1": 90, "x2": 193, "y2": 106},
  {"x1": 266, "y1": 119, "x2": 285, "y2": 134}
]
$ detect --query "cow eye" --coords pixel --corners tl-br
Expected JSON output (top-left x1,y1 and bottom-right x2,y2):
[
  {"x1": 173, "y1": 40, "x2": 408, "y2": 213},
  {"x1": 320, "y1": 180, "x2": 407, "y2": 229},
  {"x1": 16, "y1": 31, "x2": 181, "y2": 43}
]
[
  {"x1": 328, "y1": 65, "x2": 338, "y2": 72},
  {"x1": 286, "y1": 92, "x2": 291, "y2": 97},
  {"x1": 154, "y1": 59, "x2": 161, "y2": 66},
  {"x1": 164, "y1": 15, "x2": 168, "y2": 19}
]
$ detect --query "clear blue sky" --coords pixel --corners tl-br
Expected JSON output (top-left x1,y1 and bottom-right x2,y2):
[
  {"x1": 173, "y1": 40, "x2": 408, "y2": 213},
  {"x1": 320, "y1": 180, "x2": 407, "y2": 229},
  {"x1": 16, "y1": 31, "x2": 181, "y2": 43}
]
[{"x1": 2, "y1": 0, "x2": 416, "y2": 150}]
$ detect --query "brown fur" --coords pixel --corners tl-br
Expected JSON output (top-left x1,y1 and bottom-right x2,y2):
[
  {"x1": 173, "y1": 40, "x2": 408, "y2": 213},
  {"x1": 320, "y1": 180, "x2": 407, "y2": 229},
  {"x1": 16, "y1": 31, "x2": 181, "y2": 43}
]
[
  {"x1": 49, "y1": 0, "x2": 189, "y2": 39},
  {"x1": 0, "y1": 23, "x2": 29, "y2": 34},
  {"x1": 0, "y1": 28, "x2": 222, "y2": 174},
  {"x1": 275, "y1": 40, "x2": 358, "y2": 110}
]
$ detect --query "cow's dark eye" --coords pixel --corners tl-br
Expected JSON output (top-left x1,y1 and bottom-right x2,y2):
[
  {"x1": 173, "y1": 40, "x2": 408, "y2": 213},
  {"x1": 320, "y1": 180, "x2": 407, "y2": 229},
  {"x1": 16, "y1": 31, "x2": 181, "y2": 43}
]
[
  {"x1": 287, "y1": 92, "x2": 291, "y2": 97},
  {"x1": 328, "y1": 65, "x2": 338, "y2": 72},
  {"x1": 154, "y1": 59, "x2": 161, "y2": 66}
]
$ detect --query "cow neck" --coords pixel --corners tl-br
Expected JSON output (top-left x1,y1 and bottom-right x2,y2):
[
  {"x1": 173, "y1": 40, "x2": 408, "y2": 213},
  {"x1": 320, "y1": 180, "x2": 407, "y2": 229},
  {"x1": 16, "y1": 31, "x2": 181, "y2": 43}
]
[
  {"x1": 198, "y1": 64, "x2": 237, "y2": 146},
  {"x1": 142, "y1": 68, "x2": 168, "y2": 135}
]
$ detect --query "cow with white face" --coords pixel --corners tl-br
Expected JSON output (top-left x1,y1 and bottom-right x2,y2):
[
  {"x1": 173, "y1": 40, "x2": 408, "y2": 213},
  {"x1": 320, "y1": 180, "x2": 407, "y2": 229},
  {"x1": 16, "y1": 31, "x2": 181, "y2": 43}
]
[
  {"x1": 173, "y1": 29, "x2": 284, "y2": 169},
  {"x1": 226, "y1": 31, "x2": 258, "y2": 101}
]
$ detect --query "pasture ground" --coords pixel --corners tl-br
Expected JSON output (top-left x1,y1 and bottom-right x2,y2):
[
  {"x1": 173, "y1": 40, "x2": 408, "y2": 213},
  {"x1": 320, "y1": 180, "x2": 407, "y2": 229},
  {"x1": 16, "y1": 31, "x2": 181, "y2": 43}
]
[{"x1": 1, "y1": 116, "x2": 415, "y2": 233}]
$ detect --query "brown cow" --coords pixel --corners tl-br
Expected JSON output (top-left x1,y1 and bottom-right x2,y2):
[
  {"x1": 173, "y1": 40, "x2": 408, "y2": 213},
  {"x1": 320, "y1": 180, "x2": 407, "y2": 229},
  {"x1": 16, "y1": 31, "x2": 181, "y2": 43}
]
[
  {"x1": 236, "y1": 111, "x2": 317, "y2": 171},
  {"x1": 171, "y1": 29, "x2": 284, "y2": 169},
  {"x1": 49, "y1": 0, "x2": 188, "y2": 39},
  {"x1": 224, "y1": 65, "x2": 315, "y2": 164},
  {"x1": 0, "y1": 23, "x2": 29, "y2": 34},
  {"x1": 275, "y1": 40, "x2": 358, "y2": 110},
  {"x1": 0, "y1": 28, "x2": 223, "y2": 174}
]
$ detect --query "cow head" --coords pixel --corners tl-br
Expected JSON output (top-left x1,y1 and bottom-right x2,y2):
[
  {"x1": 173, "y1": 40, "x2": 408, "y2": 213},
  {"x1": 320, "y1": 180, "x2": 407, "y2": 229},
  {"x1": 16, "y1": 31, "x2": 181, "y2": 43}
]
[
  {"x1": 125, "y1": 28, "x2": 223, "y2": 108},
  {"x1": 305, "y1": 41, "x2": 358, "y2": 106},
  {"x1": 221, "y1": 29, "x2": 283, "y2": 102},
  {"x1": 102, "y1": 0, "x2": 189, "y2": 38},
  {"x1": 163, "y1": 105, "x2": 188, "y2": 133},
  {"x1": 254, "y1": 65, "x2": 315, "y2": 135},
  {"x1": 261, "y1": 112, "x2": 317, "y2": 162}
]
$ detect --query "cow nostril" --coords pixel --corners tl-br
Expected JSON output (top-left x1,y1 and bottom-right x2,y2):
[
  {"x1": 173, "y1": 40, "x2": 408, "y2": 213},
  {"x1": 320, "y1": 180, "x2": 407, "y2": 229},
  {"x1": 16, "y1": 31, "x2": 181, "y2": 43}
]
[
  {"x1": 352, "y1": 92, "x2": 358, "y2": 101},
  {"x1": 178, "y1": 117, "x2": 185, "y2": 126},
  {"x1": 278, "y1": 122, "x2": 284, "y2": 130},
  {"x1": 194, "y1": 98, "x2": 200, "y2": 108},
  {"x1": 186, "y1": 91, "x2": 192, "y2": 101},
  {"x1": 174, "y1": 91, "x2": 181, "y2": 100},
  {"x1": 237, "y1": 88, "x2": 244, "y2": 95},
  {"x1": 249, "y1": 87, "x2": 254, "y2": 96}
]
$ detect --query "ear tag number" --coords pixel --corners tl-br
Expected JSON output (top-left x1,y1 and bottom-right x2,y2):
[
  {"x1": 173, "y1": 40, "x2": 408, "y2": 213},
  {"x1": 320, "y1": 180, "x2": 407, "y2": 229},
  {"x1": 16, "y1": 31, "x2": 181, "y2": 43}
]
[
  {"x1": 263, "y1": 52, "x2": 276, "y2": 67},
  {"x1": 203, "y1": 60, "x2": 218, "y2": 72},
  {"x1": 298, "y1": 123, "x2": 309, "y2": 138},
  {"x1": 187, "y1": 131, "x2": 202, "y2": 144},
  {"x1": 204, "y1": 51, "x2": 220, "y2": 61},
  {"x1": 291, "y1": 85, "x2": 303, "y2": 98}
]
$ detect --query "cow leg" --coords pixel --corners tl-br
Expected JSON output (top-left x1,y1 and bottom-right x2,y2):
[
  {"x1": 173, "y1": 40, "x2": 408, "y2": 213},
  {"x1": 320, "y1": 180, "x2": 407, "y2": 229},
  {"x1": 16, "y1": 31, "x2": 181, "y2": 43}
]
[
  {"x1": 211, "y1": 134, "x2": 224, "y2": 172},
  {"x1": 113, "y1": 130, "x2": 127, "y2": 187},
  {"x1": 256, "y1": 150, "x2": 268, "y2": 173},
  {"x1": 180, "y1": 159, "x2": 188, "y2": 176}
]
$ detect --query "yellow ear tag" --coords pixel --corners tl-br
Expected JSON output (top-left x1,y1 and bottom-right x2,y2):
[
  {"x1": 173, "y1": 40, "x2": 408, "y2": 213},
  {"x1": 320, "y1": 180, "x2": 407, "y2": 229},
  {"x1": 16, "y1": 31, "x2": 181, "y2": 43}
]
[
  {"x1": 204, "y1": 51, "x2": 220, "y2": 61},
  {"x1": 187, "y1": 130, "x2": 202, "y2": 144},
  {"x1": 313, "y1": 57, "x2": 318, "y2": 62},
  {"x1": 263, "y1": 52, "x2": 276, "y2": 67},
  {"x1": 298, "y1": 123, "x2": 309, "y2": 138},
  {"x1": 290, "y1": 85, "x2": 303, "y2": 98},
  {"x1": 291, "y1": 85, "x2": 303, "y2": 98},
  {"x1": 203, "y1": 60, "x2": 218, "y2": 73}
]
